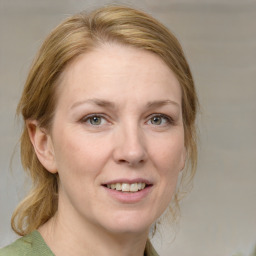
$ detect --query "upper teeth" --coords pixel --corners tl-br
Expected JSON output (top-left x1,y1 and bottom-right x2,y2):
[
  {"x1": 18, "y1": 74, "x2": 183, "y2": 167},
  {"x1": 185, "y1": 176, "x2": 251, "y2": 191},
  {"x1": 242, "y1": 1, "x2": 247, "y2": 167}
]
[{"x1": 107, "y1": 183, "x2": 146, "y2": 192}]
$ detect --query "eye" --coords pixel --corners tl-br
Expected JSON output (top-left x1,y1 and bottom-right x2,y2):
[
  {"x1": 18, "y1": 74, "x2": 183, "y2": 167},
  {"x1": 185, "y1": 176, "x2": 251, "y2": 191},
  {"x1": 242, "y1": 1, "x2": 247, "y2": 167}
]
[
  {"x1": 150, "y1": 116, "x2": 163, "y2": 125},
  {"x1": 81, "y1": 115, "x2": 108, "y2": 126},
  {"x1": 89, "y1": 116, "x2": 103, "y2": 125},
  {"x1": 147, "y1": 114, "x2": 172, "y2": 126}
]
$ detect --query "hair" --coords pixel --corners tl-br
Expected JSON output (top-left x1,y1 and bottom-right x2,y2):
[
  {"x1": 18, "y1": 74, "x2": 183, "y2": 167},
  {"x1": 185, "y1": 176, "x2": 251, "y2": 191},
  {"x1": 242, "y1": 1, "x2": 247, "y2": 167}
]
[{"x1": 12, "y1": 5, "x2": 198, "y2": 236}]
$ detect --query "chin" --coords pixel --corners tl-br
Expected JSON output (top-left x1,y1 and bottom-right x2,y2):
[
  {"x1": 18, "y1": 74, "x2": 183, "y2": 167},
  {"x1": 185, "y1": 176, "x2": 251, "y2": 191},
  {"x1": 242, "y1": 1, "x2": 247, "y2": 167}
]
[{"x1": 100, "y1": 211, "x2": 154, "y2": 235}]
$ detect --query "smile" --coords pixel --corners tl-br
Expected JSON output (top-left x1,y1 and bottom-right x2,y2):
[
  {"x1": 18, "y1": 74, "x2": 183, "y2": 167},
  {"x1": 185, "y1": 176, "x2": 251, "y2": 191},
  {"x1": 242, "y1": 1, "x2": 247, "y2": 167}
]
[
  {"x1": 102, "y1": 180, "x2": 153, "y2": 203},
  {"x1": 106, "y1": 182, "x2": 146, "y2": 192}
]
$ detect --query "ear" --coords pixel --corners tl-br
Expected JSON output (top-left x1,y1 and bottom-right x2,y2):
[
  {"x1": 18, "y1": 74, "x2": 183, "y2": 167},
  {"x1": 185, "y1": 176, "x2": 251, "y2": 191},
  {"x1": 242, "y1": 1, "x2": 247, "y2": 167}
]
[{"x1": 26, "y1": 120, "x2": 57, "y2": 173}]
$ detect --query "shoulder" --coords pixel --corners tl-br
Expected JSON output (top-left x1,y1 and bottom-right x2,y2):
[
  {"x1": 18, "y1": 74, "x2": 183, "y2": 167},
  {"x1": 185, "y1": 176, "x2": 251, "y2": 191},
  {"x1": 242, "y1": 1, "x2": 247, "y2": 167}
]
[
  {"x1": 0, "y1": 234, "x2": 33, "y2": 256},
  {"x1": 0, "y1": 231, "x2": 54, "y2": 256},
  {"x1": 145, "y1": 240, "x2": 159, "y2": 256}
]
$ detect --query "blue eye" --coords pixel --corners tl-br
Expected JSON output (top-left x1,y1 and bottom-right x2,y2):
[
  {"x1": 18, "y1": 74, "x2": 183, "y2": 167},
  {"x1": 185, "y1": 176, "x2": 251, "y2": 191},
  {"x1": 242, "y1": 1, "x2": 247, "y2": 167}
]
[
  {"x1": 148, "y1": 114, "x2": 171, "y2": 126},
  {"x1": 89, "y1": 116, "x2": 102, "y2": 125},
  {"x1": 150, "y1": 116, "x2": 163, "y2": 125},
  {"x1": 82, "y1": 115, "x2": 107, "y2": 126}
]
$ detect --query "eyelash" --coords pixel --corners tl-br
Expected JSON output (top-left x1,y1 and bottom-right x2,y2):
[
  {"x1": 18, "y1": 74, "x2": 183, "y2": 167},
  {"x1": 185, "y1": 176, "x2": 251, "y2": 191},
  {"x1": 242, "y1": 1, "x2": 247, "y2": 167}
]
[
  {"x1": 80, "y1": 114, "x2": 108, "y2": 126},
  {"x1": 80, "y1": 113, "x2": 174, "y2": 127},
  {"x1": 146, "y1": 114, "x2": 174, "y2": 126}
]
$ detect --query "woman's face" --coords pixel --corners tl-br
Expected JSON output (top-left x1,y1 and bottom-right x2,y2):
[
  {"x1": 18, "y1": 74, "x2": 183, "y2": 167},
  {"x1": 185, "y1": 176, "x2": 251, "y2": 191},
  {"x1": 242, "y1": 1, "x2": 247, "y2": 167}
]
[{"x1": 48, "y1": 44, "x2": 185, "y2": 235}]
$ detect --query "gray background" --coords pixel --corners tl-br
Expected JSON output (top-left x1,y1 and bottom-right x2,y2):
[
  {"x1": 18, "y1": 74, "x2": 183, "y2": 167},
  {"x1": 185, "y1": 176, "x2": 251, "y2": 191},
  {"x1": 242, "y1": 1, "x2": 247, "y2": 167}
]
[{"x1": 0, "y1": 0, "x2": 256, "y2": 255}]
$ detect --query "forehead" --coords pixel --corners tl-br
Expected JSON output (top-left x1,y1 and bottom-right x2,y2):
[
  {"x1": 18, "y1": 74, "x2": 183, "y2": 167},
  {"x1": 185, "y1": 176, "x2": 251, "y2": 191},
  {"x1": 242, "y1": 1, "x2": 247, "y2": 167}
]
[{"x1": 56, "y1": 44, "x2": 182, "y2": 108}]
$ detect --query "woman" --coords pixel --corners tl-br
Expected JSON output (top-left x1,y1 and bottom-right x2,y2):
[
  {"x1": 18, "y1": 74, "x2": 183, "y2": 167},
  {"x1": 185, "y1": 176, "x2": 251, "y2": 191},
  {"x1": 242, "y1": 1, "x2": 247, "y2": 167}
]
[{"x1": 0, "y1": 5, "x2": 198, "y2": 256}]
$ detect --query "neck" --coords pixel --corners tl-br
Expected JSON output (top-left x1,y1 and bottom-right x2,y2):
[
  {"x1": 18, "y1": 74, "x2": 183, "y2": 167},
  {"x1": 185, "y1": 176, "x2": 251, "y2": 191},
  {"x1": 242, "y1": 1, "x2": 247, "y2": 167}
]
[{"x1": 38, "y1": 211, "x2": 149, "y2": 256}]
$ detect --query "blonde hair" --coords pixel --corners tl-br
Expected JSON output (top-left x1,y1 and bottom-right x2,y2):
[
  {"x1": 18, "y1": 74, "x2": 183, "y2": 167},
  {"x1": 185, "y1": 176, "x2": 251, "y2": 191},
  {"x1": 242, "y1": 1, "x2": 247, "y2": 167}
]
[{"x1": 13, "y1": 5, "x2": 198, "y2": 236}]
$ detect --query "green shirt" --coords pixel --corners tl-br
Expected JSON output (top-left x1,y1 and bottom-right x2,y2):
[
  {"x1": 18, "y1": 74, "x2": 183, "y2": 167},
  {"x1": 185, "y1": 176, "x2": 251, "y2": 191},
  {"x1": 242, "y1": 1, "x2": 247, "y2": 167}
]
[
  {"x1": 0, "y1": 231, "x2": 54, "y2": 256},
  {"x1": 0, "y1": 231, "x2": 158, "y2": 256}
]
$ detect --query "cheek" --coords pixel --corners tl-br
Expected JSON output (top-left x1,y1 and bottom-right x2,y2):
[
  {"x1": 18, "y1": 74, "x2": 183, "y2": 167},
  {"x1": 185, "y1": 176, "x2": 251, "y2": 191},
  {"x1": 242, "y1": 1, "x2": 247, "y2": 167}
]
[
  {"x1": 53, "y1": 128, "x2": 110, "y2": 172},
  {"x1": 52, "y1": 130, "x2": 113, "y2": 203},
  {"x1": 53, "y1": 132, "x2": 100, "y2": 204},
  {"x1": 151, "y1": 135, "x2": 185, "y2": 173},
  {"x1": 150, "y1": 135, "x2": 185, "y2": 201}
]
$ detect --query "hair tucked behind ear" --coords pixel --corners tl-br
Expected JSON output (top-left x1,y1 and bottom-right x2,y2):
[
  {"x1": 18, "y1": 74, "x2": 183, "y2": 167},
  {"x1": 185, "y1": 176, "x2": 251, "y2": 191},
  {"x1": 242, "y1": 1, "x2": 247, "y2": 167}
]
[{"x1": 12, "y1": 5, "x2": 198, "y2": 236}]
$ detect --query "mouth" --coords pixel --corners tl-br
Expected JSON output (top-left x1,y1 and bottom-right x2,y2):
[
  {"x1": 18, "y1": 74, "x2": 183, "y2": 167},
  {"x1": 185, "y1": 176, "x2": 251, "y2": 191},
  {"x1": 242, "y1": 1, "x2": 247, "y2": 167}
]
[
  {"x1": 102, "y1": 179, "x2": 153, "y2": 203},
  {"x1": 103, "y1": 182, "x2": 151, "y2": 193}
]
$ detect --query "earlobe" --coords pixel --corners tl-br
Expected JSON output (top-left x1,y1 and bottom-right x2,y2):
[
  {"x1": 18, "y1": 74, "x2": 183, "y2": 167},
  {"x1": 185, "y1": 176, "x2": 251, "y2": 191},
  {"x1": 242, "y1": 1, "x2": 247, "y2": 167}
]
[{"x1": 26, "y1": 120, "x2": 57, "y2": 173}]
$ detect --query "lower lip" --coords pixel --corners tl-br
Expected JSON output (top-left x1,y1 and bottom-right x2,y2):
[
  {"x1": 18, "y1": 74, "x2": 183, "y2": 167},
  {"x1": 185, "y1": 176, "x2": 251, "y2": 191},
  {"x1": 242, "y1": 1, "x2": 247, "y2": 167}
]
[{"x1": 102, "y1": 186, "x2": 153, "y2": 204}]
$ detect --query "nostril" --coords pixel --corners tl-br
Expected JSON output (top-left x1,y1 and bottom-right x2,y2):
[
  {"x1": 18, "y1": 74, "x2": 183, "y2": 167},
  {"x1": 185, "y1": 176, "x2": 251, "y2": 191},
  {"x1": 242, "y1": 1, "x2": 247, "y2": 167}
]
[
  {"x1": 113, "y1": 138, "x2": 148, "y2": 166},
  {"x1": 117, "y1": 158, "x2": 144, "y2": 167}
]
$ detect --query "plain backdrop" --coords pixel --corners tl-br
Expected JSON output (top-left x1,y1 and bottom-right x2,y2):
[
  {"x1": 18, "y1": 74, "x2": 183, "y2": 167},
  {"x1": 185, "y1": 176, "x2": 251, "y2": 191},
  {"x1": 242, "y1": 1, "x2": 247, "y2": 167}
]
[{"x1": 0, "y1": 1, "x2": 256, "y2": 255}]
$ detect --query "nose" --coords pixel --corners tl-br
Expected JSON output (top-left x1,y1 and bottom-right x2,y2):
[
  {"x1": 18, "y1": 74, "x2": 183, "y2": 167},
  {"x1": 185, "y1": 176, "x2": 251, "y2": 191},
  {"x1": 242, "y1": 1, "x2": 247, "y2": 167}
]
[{"x1": 112, "y1": 124, "x2": 148, "y2": 167}]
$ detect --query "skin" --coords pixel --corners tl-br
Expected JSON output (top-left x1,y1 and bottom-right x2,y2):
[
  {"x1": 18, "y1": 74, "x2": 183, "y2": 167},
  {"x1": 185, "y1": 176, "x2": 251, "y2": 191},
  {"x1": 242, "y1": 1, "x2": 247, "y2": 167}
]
[{"x1": 28, "y1": 44, "x2": 186, "y2": 256}]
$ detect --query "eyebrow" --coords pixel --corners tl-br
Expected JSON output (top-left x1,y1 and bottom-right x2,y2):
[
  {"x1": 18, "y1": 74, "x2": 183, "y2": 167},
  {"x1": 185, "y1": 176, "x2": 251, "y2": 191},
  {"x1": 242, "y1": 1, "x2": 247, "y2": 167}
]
[
  {"x1": 70, "y1": 98, "x2": 116, "y2": 110},
  {"x1": 146, "y1": 100, "x2": 180, "y2": 108},
  {"x1": 70, "y1": 98, "x2": 180, "y2": 110}
]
